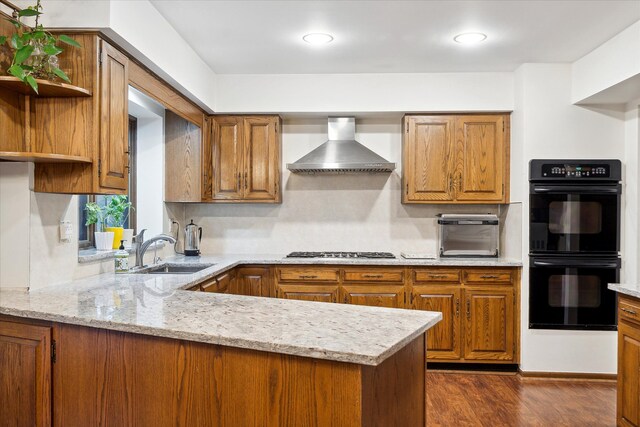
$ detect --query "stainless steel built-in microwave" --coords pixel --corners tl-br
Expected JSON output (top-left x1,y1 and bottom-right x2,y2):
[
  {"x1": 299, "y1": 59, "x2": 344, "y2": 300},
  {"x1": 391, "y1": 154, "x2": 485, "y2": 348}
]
[{"x1": 437, "y1": 214, "x2": 499, "y2": 258}]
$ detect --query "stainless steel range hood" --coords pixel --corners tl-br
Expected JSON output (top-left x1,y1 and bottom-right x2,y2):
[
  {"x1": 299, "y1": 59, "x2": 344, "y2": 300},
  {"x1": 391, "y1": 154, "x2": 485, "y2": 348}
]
[{"x1": 287, "y1": 117, "x2": 396, "y2": 173}]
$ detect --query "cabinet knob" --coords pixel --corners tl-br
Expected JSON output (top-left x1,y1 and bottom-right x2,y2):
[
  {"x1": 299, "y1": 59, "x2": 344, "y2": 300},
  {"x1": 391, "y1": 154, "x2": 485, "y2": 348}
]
[{"x1": 466, "y1": 299, "x2": 471, "y2": 319}]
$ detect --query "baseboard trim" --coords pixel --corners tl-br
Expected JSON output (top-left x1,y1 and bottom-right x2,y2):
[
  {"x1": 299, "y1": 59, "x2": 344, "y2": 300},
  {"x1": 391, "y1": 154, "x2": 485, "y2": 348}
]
[{"x1": 519, "y1": 370, "x2": 617, "y2": 381}]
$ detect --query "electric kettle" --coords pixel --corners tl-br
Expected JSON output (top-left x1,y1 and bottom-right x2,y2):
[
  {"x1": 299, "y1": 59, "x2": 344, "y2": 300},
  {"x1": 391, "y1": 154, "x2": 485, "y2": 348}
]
[{"x1": 184, "y1": 220, "x2": 202, "y2": 256}]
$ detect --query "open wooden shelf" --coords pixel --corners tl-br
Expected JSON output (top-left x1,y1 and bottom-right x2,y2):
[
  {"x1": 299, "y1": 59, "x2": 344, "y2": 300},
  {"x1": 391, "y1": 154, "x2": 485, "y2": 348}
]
[
  {"x1": 0, "y1": 76, "x2": 91, "y2": 97},
  {"x1": 0, "y1": 151, "x2": 92, "y2": 163}
]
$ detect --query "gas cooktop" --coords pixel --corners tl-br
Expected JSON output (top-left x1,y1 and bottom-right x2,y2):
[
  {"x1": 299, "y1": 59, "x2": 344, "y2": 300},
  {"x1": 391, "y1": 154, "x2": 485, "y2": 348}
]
[{"x1": 286, "y1": 252, "x2": 396, "y2": 259}]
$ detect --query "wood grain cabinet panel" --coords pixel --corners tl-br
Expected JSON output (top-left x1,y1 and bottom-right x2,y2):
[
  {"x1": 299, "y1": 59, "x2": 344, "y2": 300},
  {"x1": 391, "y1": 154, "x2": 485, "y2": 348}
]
[
  {"x1": 411, "y1": 285, "x2": 461, "y2": 360},
  {"x1": 413, "y1": 269, "x2": 461, "y2": 283},
  {"x1": 618, "y1": 316, "x2": 640, "y2": 427},
  {"x1": 275, "y1": 284, "x2": 339, "y2": 303},
  {"x1": 464, "y1": 269, "x2": 514, "y2": 284},
  {"x1": 277, "y1": 267, "x2": 340, "y2": 283},
  {"x1": 164, "y1": 110, "x2": 202, "y2": 202},
  {"x1": 402, "y1": 114, "x2": 510, "y2": 204},
  {"x1": 232, "y1": 267, "x2": 271, "y2": 297},
  {"x1": 463, "y1": 287, "x2": 514, "y2": 361},
  {"x1": 209, "y1": 115, "x2": 281, "y2": 203},
  {"x1": 0, "y1": 320, "x2": 51, "y2": 427},
  {"x1": 343, "y1": 268, "x2": 404, "y2": 283},
  {"x1": 403, "y1": 116, "x2": 455, "y2": 202},
  {"x1": 341, "y1": 285, "x2": 405, "y2": 308}
]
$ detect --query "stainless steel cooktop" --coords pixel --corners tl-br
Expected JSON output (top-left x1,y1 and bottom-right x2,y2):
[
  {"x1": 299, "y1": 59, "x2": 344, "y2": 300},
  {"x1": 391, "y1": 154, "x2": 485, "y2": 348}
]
[{"x1": 285, "y1": 251, "x2": 396, "y2": 259}]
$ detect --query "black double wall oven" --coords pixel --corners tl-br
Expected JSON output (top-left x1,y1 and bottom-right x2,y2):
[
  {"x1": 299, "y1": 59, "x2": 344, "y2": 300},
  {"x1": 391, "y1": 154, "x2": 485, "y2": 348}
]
[{"x1": 529, "y1": 159, "x2": 621, "y2": 330}]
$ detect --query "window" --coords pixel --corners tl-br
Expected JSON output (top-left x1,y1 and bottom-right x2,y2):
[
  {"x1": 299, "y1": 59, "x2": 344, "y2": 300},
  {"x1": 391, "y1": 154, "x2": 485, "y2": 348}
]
[{"x1": 78, "y1": 116, "x2": 137, "y2": 249}]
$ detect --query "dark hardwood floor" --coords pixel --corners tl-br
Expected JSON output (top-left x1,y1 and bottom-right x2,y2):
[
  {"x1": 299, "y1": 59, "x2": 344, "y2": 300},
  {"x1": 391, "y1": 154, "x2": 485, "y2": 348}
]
[{"x1": 426, "y1": 371, "x2": 616, "y2": 427}]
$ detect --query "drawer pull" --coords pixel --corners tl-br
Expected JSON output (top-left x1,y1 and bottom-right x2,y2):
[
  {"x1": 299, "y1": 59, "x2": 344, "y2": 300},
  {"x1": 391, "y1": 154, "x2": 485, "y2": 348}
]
[
  {"x1": 456, "y1": 298, "x2": 460, "y2": 317},
  {"x1": 480, "y1": 275, "x2": 500, "y2": 279},
  {"x1": 429, "y1": 275, "x2": 447, "y2": 279},
  {"x1": 362, "y1": 274, "x2": 383, "y2": 278},
  {"x1": 622, "y1": 307, "x2": 637, "y2": 315},
  {"x1": 466, "y1": 299, "x2": 471, "y2": 319},
  {"x1": 300, "y1": 275, "x2": 318, "y2": 279}
]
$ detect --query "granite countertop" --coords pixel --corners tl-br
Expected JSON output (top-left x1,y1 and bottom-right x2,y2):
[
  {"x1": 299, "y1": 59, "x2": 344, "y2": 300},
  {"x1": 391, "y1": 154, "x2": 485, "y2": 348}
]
[
  {"x1": 609, "y1": 283, "x2": 640, "y2": 299},
  {"x1": 0, "y1": 254, "x2": 520, "y2": 366}
]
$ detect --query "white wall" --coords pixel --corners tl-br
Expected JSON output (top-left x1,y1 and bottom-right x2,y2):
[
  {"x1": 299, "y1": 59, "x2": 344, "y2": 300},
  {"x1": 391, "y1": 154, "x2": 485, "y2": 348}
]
[
  {"x1": 185, "y1": 117, "x2": 522, "y2": 258},
  {"x1": 572, "y1": 20, "x2": 640, "y2": 104},
  {"x1": 514, "y1": 63, "x2": 626, "y2": 374},
  {"x1": 215, "y1": 72, "x2": 514, "y2": 113},
  {"x1": 0, "y1": 163, "x2": 30, "y2": 288}
]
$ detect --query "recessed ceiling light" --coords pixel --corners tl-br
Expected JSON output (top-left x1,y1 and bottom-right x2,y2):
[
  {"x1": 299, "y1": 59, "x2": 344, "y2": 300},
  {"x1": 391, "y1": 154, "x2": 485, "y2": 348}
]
[
  {"x1": 453, "y1": 32, "x2": 487, "y2": 45},
  {"x1": 303, "y1": 33, "x2": 334, "y2": 45}
]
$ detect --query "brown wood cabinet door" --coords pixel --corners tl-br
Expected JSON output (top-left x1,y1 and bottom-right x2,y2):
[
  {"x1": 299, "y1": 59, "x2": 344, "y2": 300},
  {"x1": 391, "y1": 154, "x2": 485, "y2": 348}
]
[
  {"x1": 243, "y1": 117, "x2": 280, "y2": 202},
  {"x1": 403, "y1": 116, "x2": 455, "y2": 202},
  {"x1": 215, "y1": 271, "x2": 235, "y2": 294},
  {"x1": 412, "y1": 285, "x2": 461, "y2": 360},
  {"x1": 618, "y1": 320, "x2": 640, "y2": 427},
  {"x1": 276, "y1": 284, "x2": 339, "y2": 303},
  {"x1": 99, "y1": 40, "x2": 129, "y2": 191},
  {"x1": 232, "y1": 267, "x2": 272, "y2": 297},
  {"x1": 212, "y1": 116, "x2": 244, "y2": 200},
  {"x1": 463, "y1": 287, "x2": 514, "y2": 361},
  {"x1": 164, "y1": 110, "x2": 202, "y2": 202},
  {"x1": 454, "y1": 115, "x2": 507, "y2": 202},
  {"x1": 341, "y1": 285, "x2": 405, "y2": 308},
  {"x1": 0, "y1": 320, "x2": 51, "y2": 427}
]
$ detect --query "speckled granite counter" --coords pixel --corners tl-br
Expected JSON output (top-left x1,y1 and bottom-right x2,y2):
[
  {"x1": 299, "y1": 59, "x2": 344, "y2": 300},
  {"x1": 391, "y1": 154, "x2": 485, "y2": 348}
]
[
  {"x1": 0, "y1": 254, "x2": 521, "y2": 365},
  {"x1": 609, "y1": 283, "x2": 640, "y2": 299}
]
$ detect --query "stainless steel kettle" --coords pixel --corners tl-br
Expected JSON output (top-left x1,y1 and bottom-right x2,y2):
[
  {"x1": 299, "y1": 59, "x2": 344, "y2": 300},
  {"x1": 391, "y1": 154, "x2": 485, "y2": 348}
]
[{"x1": 184, "y1": 219, "x2": 202, "y2": 256}]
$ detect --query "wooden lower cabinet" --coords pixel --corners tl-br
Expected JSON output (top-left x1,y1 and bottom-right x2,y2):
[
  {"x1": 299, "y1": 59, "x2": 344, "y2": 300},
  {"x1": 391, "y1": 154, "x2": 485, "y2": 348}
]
[
  {"x1": 411, "y1": 285, "x2": 461, "y2": 360},
  {"x1": 0, "y1": 319, "x2": 52, "y2": 427},
  {"x1": 341, "y1": 284, "x2": 405, "y2": 308},
  {"x1": 463, "y1": 287, "x2": 514, "y2": 361},
  {"x1": 276, "y1": 283, "x2": 339, "y2": 303},
  {"x1": 232, "y1": 266, "x2": 272, "y2": 297},
  {"x1": 617, "y1": 295, "x2": 640, "y2": 427}
]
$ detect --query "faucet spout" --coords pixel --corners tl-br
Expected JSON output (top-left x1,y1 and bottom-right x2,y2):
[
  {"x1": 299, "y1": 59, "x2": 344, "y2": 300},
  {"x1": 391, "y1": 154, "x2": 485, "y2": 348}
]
[{"x1": 135, "y1": 232, "x2": 176, "y2": 268}]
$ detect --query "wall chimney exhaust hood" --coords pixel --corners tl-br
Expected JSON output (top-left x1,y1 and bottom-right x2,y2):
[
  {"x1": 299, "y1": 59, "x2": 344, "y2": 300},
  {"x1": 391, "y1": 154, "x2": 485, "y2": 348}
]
[{"x1": 286, "y1": 117, "x2": 396, "y2": 174}]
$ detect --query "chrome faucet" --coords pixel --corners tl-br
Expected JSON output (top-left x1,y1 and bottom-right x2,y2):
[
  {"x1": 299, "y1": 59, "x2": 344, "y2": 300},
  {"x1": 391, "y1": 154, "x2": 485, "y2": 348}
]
[{"x1": 134, "y1": 229, "x2": 176, "y2": 268}]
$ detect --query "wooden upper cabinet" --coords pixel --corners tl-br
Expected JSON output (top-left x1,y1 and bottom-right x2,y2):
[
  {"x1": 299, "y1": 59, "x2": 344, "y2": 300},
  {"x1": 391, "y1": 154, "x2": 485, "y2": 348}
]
[
  {"x1": 244, "y1": 117, "x2": 280, "y2": 201},
  {"x1": 455, "y1": 115, "x2": 507, "y2": 202},
  {"x1": 0, "y1": 320, "x2": 52, "y2": 427},
  {"x1": 463, "y1": 287, "x2": 514, "y2": 361},
  {"x1": 98, "y1": 40, "x2": 129, "y2": 191},
  {"x1": 209, "y1": 115, "x2": 281, "y2": 203},
  {"x1": 403, "y1": 116, "x2": 455, "y2": 202},
  {"x1": 164, "y1": 110, "x2": 202, "y2": 202},
  {"x1": 402, "y1": 114, "x2": 510, "y2": 204},
  {"x1": 213, "y1": 116, "x2": 244, "y2": 200}
]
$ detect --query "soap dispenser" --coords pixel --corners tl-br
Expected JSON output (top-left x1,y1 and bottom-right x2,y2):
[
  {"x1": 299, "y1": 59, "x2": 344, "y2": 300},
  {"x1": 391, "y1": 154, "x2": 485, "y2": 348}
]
[{"x1": 115, "y1": 240, "x2": 129, "y2": 274}]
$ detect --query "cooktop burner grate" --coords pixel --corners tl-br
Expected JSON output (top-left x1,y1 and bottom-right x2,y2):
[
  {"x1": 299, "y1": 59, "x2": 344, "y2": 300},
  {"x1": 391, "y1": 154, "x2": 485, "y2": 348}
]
[{"x1": 286, "y1": 251, "x2": 396, "y2": 259}]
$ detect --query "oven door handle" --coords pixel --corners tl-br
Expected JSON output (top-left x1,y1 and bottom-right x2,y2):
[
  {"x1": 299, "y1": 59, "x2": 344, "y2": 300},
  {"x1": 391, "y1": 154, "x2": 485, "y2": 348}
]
[
  {"x1": 532, "y1": 260, "x2": 620, "y2": 268},
  {"x1": 532, "y1": 185, "x2": 620, "y2": 194}
]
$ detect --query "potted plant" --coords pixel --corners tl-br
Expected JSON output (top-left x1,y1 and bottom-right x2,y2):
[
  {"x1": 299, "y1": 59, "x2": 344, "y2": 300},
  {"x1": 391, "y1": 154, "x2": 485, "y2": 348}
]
[
  {"x1": 1, "y1": 0, "x2": 81, "y2": 94},
  {"x1": 105, "y1": 195, "x2": 134, "y2": 249},
  {"x1": 84, "y1": 201, "x2": 113, "y2": 251}
]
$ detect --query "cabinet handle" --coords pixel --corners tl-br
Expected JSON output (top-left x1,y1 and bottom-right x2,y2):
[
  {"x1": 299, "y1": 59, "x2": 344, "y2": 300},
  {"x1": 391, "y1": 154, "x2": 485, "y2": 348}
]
[
  {"x1": 622, "y1": 307, "x2": 637, "y2": 315},
  {"x1": 410, "y1": 292, "x2": 414, "y2": 305},
  {"x1": 480, "y1": 275, "x2": 499, "y2": 279},
  {"x1": 466, "y1": 299, "x2": 471, "y2": 319},
  {"x1": 458, "y1": 173, "x2": 463, "y2": 191},
  {"x1": 237, "y1": 172, "x2": 241, "y2": 190},
  {"x1": 244, "y1": 172, "x2": 248, "y2": 190},
  {"x1": 362, "y1": 274, "x2": 383, "y2": 278},
  {"x1": 300, "y1": 275, "x2": 318, "y2": 279},
  {"x1": 455, "y1": 298, "x2": 460, "y2": 317},
  {"x1": 343, "y1": 295, "x2": 348, "y2": 303},
  {"x1": 429, "y1": 274, "x2": 447, "y2": 279}
]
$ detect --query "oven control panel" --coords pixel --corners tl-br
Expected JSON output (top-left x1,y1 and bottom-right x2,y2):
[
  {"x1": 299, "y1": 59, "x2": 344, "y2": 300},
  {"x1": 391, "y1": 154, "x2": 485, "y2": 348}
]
[{"x1": 541, "y1": 164, "x2": 610, "y2": 178}]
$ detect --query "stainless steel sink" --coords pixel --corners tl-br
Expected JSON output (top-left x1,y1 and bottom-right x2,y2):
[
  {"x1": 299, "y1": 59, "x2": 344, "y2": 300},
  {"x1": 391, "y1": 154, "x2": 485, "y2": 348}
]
[{"x1": 138, "y1": 264, "x2": 214, "y2": 274}]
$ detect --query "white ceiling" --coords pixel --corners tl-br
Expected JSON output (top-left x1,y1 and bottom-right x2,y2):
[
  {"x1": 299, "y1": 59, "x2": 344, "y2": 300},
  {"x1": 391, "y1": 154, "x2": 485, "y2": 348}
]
[{"x1": 151, "y1": 0, "x2": 640, "y2": 74}]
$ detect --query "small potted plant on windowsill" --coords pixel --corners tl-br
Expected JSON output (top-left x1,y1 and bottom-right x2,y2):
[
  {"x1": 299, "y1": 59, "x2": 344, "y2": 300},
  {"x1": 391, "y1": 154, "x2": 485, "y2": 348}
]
[
  {"x1": 84, "y1": 201, "x2": 112, "y2": 251},
  {"x1": 105, "y1": 195, "x2": 134, "y2": 249}
]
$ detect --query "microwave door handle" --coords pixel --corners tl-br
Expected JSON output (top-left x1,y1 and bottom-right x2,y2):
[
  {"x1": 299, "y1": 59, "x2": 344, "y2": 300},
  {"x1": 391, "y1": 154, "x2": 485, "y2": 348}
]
[
  {"x1": 533, "y1": 186, "x2": 619, "y2": 194},
  {"x1": 532, "y1": 260, "x2": 619, "y2": 268}
]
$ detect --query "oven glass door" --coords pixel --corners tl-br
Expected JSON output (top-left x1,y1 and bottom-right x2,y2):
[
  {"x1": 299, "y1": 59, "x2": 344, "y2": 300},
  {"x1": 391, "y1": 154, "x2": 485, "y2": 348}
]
[
  {"x1": 530, "y1": 184, "x2": 620, "y2": 254},
  {"x1": 529, "y1": 257, "x2": 619, "y2": 330}
]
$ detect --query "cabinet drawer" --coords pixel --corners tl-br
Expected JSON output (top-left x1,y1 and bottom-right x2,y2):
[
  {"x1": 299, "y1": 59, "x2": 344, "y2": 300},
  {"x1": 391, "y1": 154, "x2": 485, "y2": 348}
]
[
  {"x1": 619, "y1": 296, "x2": 640, "y2": 325},
  {"x1": 464, "y1": 270, "x2": 513, "y2": 284},
  {"x1": 343, "y1": 269, "x2": 404, "y2": 283},
  {"x1": 277, "y1": 268, "x2": 339, "y2": 282},
  {"x1": 413, "y1": 269, "x2": 460, "y2": 283}
]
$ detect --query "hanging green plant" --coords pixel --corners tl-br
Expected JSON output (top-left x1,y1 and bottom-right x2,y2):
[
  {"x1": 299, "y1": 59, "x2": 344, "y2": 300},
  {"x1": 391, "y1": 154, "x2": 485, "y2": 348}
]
[{"x1": 0, "y1": 0, "x2": 81, "y2": 94}]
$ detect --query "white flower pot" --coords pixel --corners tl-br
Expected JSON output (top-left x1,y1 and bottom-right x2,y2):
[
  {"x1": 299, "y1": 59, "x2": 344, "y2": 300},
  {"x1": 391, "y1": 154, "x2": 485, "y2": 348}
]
[
  {"x1": 95, "y1": 231, "x2": 115, "y2": 251},
  {"x1": 122, "y1": 229, "x2": 134, "y2": 249}
]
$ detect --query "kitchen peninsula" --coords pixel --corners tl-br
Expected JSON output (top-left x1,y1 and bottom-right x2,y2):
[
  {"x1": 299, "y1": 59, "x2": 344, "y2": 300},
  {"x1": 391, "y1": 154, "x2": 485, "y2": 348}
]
[{"x1": 0, "y1": 255, "x2": 445, "y2": 426}]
